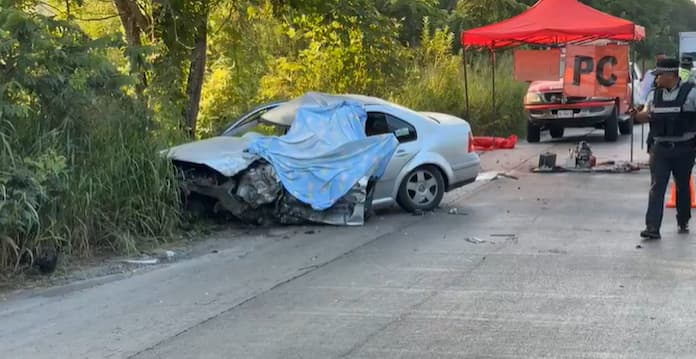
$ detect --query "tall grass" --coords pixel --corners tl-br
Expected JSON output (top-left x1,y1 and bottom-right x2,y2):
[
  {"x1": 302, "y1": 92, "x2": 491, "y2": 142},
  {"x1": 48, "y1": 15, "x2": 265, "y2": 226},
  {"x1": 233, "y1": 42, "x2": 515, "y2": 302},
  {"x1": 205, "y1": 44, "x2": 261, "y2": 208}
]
[
  {"x1": 0, "y1": 101, "x2": 181, "y2": 274},
  {"x1": 393, "y1": 45, "x2": 528, "y2": 136},
  {"x1": 0, "y1": 8, "x2": 181, "y2": 275}
]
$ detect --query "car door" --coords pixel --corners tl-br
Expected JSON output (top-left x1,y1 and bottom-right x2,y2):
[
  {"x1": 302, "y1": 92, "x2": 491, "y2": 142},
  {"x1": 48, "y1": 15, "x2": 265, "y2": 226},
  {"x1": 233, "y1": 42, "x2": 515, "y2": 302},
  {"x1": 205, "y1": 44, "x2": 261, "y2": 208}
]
[{"x1": 365, "y1": 111, "x2": 419, "y2": 201}]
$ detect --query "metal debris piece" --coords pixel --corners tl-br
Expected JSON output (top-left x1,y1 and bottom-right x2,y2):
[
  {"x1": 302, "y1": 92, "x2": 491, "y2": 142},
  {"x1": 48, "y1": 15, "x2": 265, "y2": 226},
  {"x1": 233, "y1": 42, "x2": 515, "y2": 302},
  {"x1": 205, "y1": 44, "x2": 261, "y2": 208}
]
[
  {"x1": 490, "y1": 234, "x2": 517, "y2": 239},
  {"x1": 478, "y1": 171, "x2": 498, "y2": 181},
  {"x1": 122, "y1": 258, "x2": 159, "y2": 265},
  {"x1": 538, "y1": 152, "x2": 557, "y2": 169},
  {"x1": 477, "y1": 171, "x2": 518, "y2": 181},
  {"x1": 497, "y1": 173, "x2": 519, "y2": 180},
  {"x1": 235, "y1": 163, "x2": 281, "y2": 207},
  {"x1": 465, "y1": 237, "x2": 485, "y2": 244},
  {"x1": 448, "y1": 208, "x2": 468, "y2": 216}
]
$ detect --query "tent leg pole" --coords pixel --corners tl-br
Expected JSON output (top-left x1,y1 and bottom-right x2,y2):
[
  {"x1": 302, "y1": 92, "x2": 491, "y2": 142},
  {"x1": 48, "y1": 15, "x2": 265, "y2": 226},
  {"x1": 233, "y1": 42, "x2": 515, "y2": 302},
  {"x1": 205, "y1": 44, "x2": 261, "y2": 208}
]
[
  {"x1": 491, "y1": 47, "x2": 496, "y2": 121},
  {"x1": 630, "y1": 45, "x2": 635, "y2": 163},
  {"x1": 463, "y1": 47, "x2": 470, "y2": 120}
]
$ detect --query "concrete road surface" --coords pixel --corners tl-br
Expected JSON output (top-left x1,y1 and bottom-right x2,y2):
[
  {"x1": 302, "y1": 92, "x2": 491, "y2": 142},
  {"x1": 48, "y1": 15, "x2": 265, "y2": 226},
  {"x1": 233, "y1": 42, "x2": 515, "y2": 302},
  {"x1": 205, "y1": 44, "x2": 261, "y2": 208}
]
[{"x1": 5, "y1": 126, "x2": 696, "y2": 359}]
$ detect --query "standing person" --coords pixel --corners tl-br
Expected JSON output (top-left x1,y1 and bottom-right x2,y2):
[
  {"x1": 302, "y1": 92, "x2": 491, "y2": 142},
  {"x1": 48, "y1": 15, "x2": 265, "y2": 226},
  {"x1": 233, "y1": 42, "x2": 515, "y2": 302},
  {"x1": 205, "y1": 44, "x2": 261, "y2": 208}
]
[
  {"x1": 633, "y1": 58, "x2": 696, "y2": 240},
  {"x1": 680, "y1": 56, "x2": 695, "y2": 83},
  {"x1": 638, "y1": 52, "x2": 667, "y2": 106},
  {"x1": 639, "y1": 52, "x2": 668, "y2": 153}
]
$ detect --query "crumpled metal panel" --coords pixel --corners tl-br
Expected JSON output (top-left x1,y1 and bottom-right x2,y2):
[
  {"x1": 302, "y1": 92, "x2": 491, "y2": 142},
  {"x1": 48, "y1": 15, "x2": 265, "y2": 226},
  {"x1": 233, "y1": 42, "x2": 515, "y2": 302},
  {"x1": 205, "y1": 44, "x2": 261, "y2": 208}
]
[
  {"x1": 235, "y1": 162, "x2": 281, "y2": 208},
  {"x1": 181, "y1": 161, "x2": 372, "y2": 226},
  {"x1": 162, "y1": 136, "x2": 259, "y2": 177},
  {"x1": 275, "y1": 177, "x2": 370, "y2": 226}
]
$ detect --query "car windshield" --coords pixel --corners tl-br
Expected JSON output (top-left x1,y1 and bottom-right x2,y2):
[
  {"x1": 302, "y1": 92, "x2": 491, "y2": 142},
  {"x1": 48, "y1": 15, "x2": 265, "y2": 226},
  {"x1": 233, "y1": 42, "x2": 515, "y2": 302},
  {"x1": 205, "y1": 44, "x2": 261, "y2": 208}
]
[
  {"x1": 221, "y1": 106, "x2": 287, "y2": 137},
  {"x1": 224, "y1": 118, "x2": 287, "y2": 137}
]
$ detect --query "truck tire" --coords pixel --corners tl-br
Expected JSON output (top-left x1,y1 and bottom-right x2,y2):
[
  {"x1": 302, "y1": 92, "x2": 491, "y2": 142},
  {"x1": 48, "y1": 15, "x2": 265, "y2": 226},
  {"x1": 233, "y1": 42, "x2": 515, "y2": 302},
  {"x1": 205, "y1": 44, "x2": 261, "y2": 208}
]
[
  {"x1": 604, "y1": 111, "x2": 619, "y2": 142},
  {"x1": 550, "y1": 127, "x2": 564, "y2": 139},
  {"x1": 527, "y1": 120, "x2": 541, "y2": 143},
  {"x1": 619, "y1": 117, "x2": 633, "y2": 135}
]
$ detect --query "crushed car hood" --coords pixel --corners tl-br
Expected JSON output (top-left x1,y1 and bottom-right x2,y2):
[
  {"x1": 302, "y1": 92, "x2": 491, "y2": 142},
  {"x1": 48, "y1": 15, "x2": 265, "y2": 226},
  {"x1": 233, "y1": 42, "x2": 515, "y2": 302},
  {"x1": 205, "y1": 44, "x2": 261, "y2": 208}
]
[{"x1": 161, "y1": 136, "x2": 259, "y2": 177}]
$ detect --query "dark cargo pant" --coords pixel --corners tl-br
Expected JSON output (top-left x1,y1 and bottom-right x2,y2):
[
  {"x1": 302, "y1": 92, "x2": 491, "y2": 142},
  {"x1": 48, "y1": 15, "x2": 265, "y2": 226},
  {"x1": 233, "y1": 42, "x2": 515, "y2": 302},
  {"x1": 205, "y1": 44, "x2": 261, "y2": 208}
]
[{"x1": 645, "y1": 140, "x2": 696, "y2": 231}]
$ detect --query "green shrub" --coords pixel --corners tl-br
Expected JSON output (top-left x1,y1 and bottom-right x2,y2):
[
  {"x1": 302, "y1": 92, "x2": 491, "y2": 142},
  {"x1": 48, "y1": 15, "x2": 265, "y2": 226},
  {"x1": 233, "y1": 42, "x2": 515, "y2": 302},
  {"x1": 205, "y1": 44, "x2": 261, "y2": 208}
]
[{"x1": 0, "y1": 5, "x2": 181, "y2": 274}]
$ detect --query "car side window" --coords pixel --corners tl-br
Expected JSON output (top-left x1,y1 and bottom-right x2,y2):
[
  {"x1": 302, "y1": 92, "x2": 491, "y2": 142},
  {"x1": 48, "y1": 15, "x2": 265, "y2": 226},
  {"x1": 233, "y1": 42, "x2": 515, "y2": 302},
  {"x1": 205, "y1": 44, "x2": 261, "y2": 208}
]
[{"x1": 365, "y1": 112, "x2": 417, "y2": 143}]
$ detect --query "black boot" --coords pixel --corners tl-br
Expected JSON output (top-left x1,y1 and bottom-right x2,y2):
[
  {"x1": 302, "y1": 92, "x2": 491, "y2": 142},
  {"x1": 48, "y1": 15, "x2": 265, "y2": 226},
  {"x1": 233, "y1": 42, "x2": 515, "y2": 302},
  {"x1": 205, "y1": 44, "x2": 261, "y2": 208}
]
[
  {"x1": 679, "y1": 223, "x2": 690, "y2": 234},
  {"x1": 641, "y1": 227, "x2": 661, "y2": 240}
]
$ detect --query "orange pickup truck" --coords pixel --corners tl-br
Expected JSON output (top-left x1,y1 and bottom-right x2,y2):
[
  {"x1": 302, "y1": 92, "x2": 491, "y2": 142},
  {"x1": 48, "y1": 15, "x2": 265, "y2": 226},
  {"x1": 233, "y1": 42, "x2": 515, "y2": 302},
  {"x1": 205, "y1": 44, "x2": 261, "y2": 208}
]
[{"x1": 524, "y1": 62, "x2": 642, "y2": 143}]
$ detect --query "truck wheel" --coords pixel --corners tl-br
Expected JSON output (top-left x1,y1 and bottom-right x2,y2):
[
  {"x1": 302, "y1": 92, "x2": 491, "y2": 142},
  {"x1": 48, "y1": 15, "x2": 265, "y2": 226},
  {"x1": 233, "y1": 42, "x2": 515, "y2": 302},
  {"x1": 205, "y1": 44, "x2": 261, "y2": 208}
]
[
  {"x1": 550, "y1": 127, "x2": 564, "y2": 139},
  {"x1": 604, "y1": 111, "x2": 619, "y2": 142},
  {"x1": 527, "y1": 120, "x2": 541, "y2": 143},
  {"x1": 619, "y1": 117, "x2": 633, "y2": 135}
]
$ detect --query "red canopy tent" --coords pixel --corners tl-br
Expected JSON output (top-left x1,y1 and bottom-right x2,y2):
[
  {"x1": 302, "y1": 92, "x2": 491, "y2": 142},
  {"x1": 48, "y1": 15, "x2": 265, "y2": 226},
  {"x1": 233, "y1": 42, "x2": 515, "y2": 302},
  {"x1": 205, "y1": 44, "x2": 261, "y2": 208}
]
[
  {"x1": 461, "y1": 0, "x2": 645, "y2": 48},
  {"x1": 459, "y1": 0, "x2": 645, "y2": 159}
]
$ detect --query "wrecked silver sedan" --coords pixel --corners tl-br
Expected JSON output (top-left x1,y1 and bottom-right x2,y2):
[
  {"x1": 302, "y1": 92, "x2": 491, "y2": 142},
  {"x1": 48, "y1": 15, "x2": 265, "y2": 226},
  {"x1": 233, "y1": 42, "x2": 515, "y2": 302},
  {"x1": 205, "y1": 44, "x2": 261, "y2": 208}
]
[
  {"x1": 221, "y1": 94, "x2": 482, "y2": 213},
  {"x1": 162, "y1": 93, "x2": 399, "y2": 226}
]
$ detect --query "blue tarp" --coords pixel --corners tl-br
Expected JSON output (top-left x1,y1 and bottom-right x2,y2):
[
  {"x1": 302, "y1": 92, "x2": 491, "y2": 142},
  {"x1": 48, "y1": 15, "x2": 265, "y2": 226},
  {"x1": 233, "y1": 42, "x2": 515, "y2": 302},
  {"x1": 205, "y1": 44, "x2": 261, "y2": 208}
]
[{"x1": 247, "y1": 98, "x2": 399, "y2": 211}]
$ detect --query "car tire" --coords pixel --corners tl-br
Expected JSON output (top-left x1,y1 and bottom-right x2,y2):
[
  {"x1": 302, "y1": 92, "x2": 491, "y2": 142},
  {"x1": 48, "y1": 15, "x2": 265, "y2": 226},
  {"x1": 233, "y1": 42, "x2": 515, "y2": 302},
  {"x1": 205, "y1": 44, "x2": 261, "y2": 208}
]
[
  {"x1": 550, "y1": 127, "x2": 564, "y2": 139},
  {"x1": 527, "y1": 120, "x2": 541, "y2": 143},
  {"x1": 396, "y1": 165, "x2": 445, "y2": 213},
  {"x1": 604, "y1": 109, "x2": 619, "y2": 142},
  {"x1": 619, "y1": 117, "x2": 633, "y2": 135}
]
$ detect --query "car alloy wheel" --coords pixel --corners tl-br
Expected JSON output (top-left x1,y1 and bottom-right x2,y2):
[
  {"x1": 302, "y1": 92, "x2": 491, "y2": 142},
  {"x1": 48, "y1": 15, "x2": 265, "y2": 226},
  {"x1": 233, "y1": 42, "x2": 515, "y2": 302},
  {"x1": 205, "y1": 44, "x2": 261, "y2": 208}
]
[{"x1": 397, "y1": 165, "x2": 445, "y2": 212}]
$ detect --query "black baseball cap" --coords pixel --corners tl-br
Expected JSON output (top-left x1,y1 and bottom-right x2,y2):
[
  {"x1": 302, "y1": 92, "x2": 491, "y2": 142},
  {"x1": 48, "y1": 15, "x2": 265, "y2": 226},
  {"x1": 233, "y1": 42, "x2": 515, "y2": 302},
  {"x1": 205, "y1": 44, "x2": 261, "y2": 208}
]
[{"x1": 652, "y1": 58, "x2": 681, "y2": 75}]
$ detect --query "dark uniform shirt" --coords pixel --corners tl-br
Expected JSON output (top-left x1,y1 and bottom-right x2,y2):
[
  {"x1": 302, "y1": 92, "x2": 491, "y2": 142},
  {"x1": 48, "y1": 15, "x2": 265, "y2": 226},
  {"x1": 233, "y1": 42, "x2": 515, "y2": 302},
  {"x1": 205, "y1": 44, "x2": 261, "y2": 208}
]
[{"x1": 642, "y1": 82, "x2": 696, "y2": 142}]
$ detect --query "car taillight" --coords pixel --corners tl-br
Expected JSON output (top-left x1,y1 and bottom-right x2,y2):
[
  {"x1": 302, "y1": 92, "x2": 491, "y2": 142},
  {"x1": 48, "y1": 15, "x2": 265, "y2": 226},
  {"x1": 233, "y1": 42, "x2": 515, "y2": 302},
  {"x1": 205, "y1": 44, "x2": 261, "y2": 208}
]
[{"x1": 468, "y1": 132, "x2": 474, "y2": 153}]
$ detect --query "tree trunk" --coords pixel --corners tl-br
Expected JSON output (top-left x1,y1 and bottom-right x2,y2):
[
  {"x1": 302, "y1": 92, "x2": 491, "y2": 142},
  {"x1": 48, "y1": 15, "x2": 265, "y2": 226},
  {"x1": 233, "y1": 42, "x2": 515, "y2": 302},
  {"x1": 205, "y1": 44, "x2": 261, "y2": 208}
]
[
  {"x1": 113, "y1": 0, "x2": 149, "y2": 95},
  {"x1": 184, "y1": 17, "x2": 208, "y2": 138}
]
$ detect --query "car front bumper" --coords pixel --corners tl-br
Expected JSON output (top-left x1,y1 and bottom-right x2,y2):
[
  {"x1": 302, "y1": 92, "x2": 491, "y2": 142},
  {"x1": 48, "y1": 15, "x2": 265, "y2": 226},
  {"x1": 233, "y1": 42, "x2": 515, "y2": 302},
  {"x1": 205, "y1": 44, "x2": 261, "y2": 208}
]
[{"x1": 525, "y1": 101, "x2": 616, "y2": 127}]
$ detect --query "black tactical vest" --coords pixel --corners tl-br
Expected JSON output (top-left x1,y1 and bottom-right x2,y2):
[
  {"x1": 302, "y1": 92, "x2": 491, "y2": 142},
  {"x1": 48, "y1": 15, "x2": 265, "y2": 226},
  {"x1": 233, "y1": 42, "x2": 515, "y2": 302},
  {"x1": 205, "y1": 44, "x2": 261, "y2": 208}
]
[{"x1": 649, "y1": 82, "x2": 696, "y2": 138}]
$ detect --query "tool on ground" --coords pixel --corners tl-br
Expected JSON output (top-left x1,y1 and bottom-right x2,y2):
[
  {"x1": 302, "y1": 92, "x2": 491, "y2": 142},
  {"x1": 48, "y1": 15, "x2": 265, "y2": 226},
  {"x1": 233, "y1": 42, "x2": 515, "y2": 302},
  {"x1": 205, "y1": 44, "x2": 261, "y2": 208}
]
[
  {"x1": 570, "y1": 141, "x2": 596, "y2": 169},
  {"x1": 538, "y1": 152, "x2": 557, "y2": 169}
]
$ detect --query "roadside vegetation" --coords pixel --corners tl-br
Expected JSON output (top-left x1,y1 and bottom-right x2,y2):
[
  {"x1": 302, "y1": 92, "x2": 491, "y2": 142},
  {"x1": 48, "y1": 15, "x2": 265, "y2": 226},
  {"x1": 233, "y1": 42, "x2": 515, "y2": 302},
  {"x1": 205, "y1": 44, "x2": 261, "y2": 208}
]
[{"x1": 2, "y1": 0, "x2": 696, "y2": 276}]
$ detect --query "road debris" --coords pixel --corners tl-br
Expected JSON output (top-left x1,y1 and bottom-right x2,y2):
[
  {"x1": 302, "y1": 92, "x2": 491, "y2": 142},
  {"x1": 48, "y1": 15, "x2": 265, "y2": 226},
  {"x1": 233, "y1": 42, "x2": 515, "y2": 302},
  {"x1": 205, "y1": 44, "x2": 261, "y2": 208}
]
[
  {"x1": 538, "y1": 152, "x2": 557, "y2": 169},
  {"x1": 490, "y1": 233, "x2": 516, "y2": 238},
  {"x1": 122, "y1": 258, "x2": 159, "y2": 265},
  {"x1": 448, "y1": 208, "x2": 468, "y2": 216},
  {"x1": 465, "y1": 237, "x2": 485, "y2": 244},
  {"x1": 532, "y1": 142, "x2": 641, "y2": 174},
  {"x1": 477, "y1": 171, "x2": 519, "y2": 181}
]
